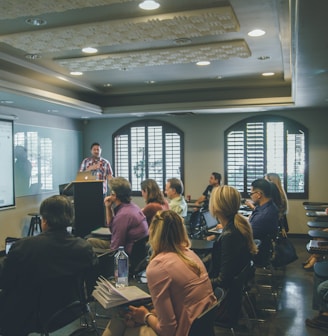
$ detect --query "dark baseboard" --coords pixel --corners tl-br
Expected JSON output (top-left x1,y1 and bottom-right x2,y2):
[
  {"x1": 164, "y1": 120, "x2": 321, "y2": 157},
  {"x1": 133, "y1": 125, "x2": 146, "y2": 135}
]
[{"x1": 287, "y1": 233, "x2": 309, "y2": 239}]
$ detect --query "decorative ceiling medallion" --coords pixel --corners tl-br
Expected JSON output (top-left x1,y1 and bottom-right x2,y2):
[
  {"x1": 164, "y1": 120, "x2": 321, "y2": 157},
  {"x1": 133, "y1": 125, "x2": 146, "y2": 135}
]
[
  {"x1": 0, "y1": 0, "x2": 135, "y2": 19},
  {"x1": 0, "y1": 6, "x2": 239, "y2": 54},
  {"x1": 57, "y1": 40, "x2": 251, "y2": 72}
]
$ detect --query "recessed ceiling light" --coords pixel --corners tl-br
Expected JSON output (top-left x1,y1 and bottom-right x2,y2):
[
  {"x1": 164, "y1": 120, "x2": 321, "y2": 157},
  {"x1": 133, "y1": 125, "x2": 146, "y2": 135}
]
[
  {"x1": 262, "y1": 72, "x2": 275, "y2": 76},
  {"x1": 25, "y1": 18, "x2": 47, "y2": 26},
  {"x1": 103, "y1": 83, "x2": 112, "y2": 87},
  {"x1": 70, "y1": 71, "x2": 83, "y2": 76},
  {"x1": 145, "y1": 80, "x2": 156, "y2": 84},
  {"x1": 47, "y1": 109, "x2": 59, "y2": 113},
  {"x1": 196, "y1": 61, "x2": 211, "y2": 66},
  {"x1": 174, "y1": 38, "x2": 192, "y2": 45},
  {"x1": 82, "y1": 47, "x2": 98, "y2": 54},
  {"x1": 248, "y1": 29, "x2": 266, "y2": 37},
  {"x1": 257, "y1": 56, "x2": 270, "y2": 61},
  {"x1": 0, "y1": 100, "x2": 14, "y2": 104},
  {"x1": 139, "y1": 0, "x2": 160, "y2": 10}
]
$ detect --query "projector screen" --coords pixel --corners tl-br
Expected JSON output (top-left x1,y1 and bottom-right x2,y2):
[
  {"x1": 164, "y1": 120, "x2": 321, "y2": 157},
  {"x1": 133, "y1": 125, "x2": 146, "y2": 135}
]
[{"x1": 0, "y1": 118, "x2": 15, "y2": 210}]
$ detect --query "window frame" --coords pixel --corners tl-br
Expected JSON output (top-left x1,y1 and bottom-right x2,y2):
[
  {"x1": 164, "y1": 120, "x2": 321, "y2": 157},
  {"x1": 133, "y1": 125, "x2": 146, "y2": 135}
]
[
  {"x1": 112, "y1": 119, "x2": 184, "y2": 196},
  {"x1": 224, "y1": 115, "x2": 309, "y2": 199}
]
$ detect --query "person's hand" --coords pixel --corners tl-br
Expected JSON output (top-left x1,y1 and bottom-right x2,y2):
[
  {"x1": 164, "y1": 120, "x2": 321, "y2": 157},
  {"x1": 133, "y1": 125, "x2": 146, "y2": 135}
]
[
  {"x1": 104, "y1": 195, "x2": 114, "y2": 207},
  {"x1": 86, "y1": 162, "x2": 100, "y2": 171},
  {"x1": 128, "y1": 305, "x2": 150, "y2": 325},
  {"x1": 206, "y1": 234, "x2": 216, "y2": 241},
  {"x1": 325, "y1": 208, "x2": 328, "y2": 215},
  {"x1": 280, "y1": 228, "x2": 287, "y2": 238},
  {"x1": 244, "y1": 200, "x2": 255, "y2": 209}
]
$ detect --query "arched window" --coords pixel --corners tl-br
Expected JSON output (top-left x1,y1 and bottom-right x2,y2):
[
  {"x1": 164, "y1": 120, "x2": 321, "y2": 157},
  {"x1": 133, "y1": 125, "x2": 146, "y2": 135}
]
[
  {"x1": 225, "y1": 115, "x2": 308, "y2": 199},
  {"x1": 113, "y1": 120, "x2": 184, "y2": 194}
]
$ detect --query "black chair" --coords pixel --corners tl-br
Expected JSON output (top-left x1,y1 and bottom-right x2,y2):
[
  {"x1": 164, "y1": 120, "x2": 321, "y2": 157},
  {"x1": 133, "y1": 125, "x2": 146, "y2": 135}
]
[
  {"x1": 35, "y1": 274, "x2": 99, "y2": 336},
  {"x1": 253, "y1": 235, "x2": 280, "y2": 312},
  {"x1": 188, "y1": 210, "x2": 207, "y2": 239},
  {"x1": 129, "y1": 235, "x2": 150, "y2": 278},
  {"x1": 188, "y1": 300, "x2": 222, "y2": 336},
  {"x1": 215, "y1": 261, "x2": 257, "y2": 335}
]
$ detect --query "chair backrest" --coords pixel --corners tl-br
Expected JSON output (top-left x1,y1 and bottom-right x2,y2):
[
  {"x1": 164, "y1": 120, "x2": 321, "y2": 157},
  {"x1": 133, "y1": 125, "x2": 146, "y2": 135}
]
[
  {"x1": 188, "y1": 210, "x2": 207, "y2": 238},
  {"x1": 35, "y1": 273, "x2": 98, "y2": 335},
  {"x1": 253, "y1": 234, "x2": 275, "y2": 267},
  {"x1": 129, "y1": 235, "x2": 149, "y2": 276},
  {"x1": 216, "y1": 261, "x2": 252, "y2": 327},
  {"x1": 188, "y1": 301, "x2": 221, "y2": 336}
]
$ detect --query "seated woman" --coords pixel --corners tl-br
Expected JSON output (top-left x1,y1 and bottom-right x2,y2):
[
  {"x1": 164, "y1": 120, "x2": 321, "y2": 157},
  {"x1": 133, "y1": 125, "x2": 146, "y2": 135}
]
[
  {"x1": 140, "y1": 179, "x2": 169, "y2": 226},
  {"x1": 101, "y1": 210, "x2": 217, "y2": 336},
  {"x1": 205, "y1": 185, "x2": 258, "y2": 324}
]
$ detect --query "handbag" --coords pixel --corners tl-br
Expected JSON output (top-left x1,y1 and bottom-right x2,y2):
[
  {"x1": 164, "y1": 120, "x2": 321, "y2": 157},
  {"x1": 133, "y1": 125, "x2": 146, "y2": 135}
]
[{"x1": 271, "y1": 235, "x2": 298, "y2": 267}]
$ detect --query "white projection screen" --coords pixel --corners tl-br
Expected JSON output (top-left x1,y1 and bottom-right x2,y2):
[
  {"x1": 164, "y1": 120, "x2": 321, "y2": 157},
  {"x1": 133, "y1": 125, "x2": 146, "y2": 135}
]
[{"x1": 0, "y1": 118, "x2": 15, "y2": 209}]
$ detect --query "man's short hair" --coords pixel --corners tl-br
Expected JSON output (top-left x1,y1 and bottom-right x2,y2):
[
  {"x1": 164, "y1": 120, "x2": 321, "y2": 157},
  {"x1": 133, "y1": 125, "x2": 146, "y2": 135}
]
[
  {"x1": 109, "y1": 177, "x2": 132, "y2": 203},
  {"x1": 90, "y1": 142, "x2": 100, "y2": 149},
  {"x1": 251, "y1": 178, "x2": 272, "y2": 197},
  {"x1": 212, "y1": 172, "x2": 222, "y2": 183},
  {"x1": 167, "y1": 178, "x2": 184, "y2": 195},
  {"x1": 39, "y1": 195, "x2": 73, "y2": 229}
]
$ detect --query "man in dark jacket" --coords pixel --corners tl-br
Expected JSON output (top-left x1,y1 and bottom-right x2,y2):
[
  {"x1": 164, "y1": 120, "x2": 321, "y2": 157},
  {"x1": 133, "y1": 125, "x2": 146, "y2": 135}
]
[{"x1": 0, "y1": 195, "x2": 98, "y2": 336}]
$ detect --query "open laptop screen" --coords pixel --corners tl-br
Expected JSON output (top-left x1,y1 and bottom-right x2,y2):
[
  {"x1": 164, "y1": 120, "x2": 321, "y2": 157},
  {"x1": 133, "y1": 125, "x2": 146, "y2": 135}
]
[
  {"x1": 5, "y1": 237, "x2": 20, "y2": 255},
  {"x1": 202, "y1": 211, "x2": 219, "y2": 229}
]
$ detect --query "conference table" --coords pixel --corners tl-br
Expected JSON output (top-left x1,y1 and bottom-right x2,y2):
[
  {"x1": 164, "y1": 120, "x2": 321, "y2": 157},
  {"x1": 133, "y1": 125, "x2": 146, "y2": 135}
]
[{"x1": 190, "y1": 239, "x2": 214, "y2": 251}]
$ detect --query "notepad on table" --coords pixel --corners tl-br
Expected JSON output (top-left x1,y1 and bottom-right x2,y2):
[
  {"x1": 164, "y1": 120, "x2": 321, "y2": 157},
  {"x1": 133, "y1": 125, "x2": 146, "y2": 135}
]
[
  {"x1": 92, "y1": 276, "x2": 151, "y2": 309},
  {"x1": 91, "y1": 227, "x2": 111, "y2": 236}
]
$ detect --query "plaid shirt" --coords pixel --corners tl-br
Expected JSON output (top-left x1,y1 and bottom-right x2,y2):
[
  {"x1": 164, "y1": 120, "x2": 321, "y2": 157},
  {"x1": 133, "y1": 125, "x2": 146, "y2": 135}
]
[{"x1": 80, "y1": 156, "x2": 113, "y2": 194}]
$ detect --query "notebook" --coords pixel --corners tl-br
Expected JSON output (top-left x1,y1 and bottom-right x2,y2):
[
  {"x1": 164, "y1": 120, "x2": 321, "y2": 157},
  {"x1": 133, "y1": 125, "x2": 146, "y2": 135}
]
[
  {"x1": 5, "y1": 237, "x2": 20, "y2": 254},
  {"x1": 75, "y1": 171, "x2": 98, "y2": 181},
  {"x1": 202, "y1": 211, "x2": 222, "y2": 234},
  {"x1": 91, "y1": 227, "x2": 112, "y2": 236}
]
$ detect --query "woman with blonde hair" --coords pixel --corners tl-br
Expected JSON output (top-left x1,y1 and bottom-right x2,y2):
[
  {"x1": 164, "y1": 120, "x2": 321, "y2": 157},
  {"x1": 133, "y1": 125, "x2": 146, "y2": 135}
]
[
  {"x1": 102, "y1": 210, "x2": 216, "y2": 336},
  {"x1": 205, "y1": 185, "x2": 257, "y2": 324}
]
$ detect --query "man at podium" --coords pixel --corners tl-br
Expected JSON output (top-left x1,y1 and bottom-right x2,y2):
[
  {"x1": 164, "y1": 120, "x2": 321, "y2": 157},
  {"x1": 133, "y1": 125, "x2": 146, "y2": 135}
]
[{"x1": 80, "y1": 142, "x2": 113, "y2": 196}]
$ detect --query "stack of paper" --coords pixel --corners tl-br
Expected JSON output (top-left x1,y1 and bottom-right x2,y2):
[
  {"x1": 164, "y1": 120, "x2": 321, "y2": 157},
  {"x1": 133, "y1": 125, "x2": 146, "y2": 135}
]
[
  {"x1": 92, "y1": 276, "x2": 151, "y2": 309},
  {"x1": 307, "y1": 240, "x2": 328, "y2": 252},
  {"x1": 91, "y1": 227, "x2": 111, "y2": 236}
]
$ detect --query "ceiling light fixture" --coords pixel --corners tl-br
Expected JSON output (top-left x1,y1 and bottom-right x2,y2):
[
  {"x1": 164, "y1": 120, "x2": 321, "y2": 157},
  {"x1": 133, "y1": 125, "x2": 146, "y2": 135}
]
[
  {"x1": 25, "y1": 17, "x2": 47, "y2": 26},
  {"x1": 262, "y1": 72, "x2": 275, "y2": 76},
  {"x1": 248, "y1": 29, "x2": 266, "y2": 37},
  {"x1": 25, "y1": 54, "x2": 41, "y2": 60},
  {"x1": 139, "y1": 0, "x2": 160, "y2": 10},
  {"x1": 70, "y1": 71, "x2": 83, "y2": 76},
  {"x1": 82, "y1": 47, "x2": 98, "y2": 54},
  {"x1": 174, "y1": 38, "x2": 192, "y2": 45},
  {"x1": 196, "y1": 61, "x2": 211, "y2": 66},
  {"x1": 257, "y1": 56, "x2": 270, "y2": 61}
]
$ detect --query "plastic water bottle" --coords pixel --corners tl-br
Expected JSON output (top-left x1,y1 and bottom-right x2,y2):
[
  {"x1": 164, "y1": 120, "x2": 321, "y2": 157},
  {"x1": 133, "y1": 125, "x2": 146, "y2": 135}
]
[{"x1": 114, "y1": 246, "x2": 129, "y2": 288}]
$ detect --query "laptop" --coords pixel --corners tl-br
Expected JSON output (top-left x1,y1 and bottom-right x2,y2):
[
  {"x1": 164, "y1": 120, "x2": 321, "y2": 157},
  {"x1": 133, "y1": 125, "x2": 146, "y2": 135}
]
[
  {"x1": 202, "y1": 211, "x2": 222, "y2": 234},
  {"x1": 75, "y1": 171, "x2": 98, "y2": 182},
  {"x1": 5, "y1": 237, "x2": 20, "y2": 254}
]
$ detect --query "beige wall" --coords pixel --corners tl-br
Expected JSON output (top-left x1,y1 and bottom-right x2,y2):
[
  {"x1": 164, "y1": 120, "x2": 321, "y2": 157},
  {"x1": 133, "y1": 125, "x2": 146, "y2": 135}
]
[
  {"x1": 83, "y1": 108, "x2": 328, "y2": 235},
  {"x1": 0, "y1": 108, "x2": 82, "y2": 251},
  {"x1": 0, "y1": 107, "x2": 327, "y2": 251}
]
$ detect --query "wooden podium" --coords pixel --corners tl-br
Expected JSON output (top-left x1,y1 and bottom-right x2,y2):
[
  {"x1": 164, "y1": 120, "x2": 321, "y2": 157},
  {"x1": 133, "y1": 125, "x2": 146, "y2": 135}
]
[{"x1": 72, "y1": 181, "x2": 104, "y2": 238}]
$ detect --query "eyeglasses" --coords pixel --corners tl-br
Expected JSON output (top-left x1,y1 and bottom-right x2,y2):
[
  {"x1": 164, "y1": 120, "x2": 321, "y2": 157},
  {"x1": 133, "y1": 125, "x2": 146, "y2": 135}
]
[{"x1": 249, "y1": 191, "x2": 261, "y2": 196}]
